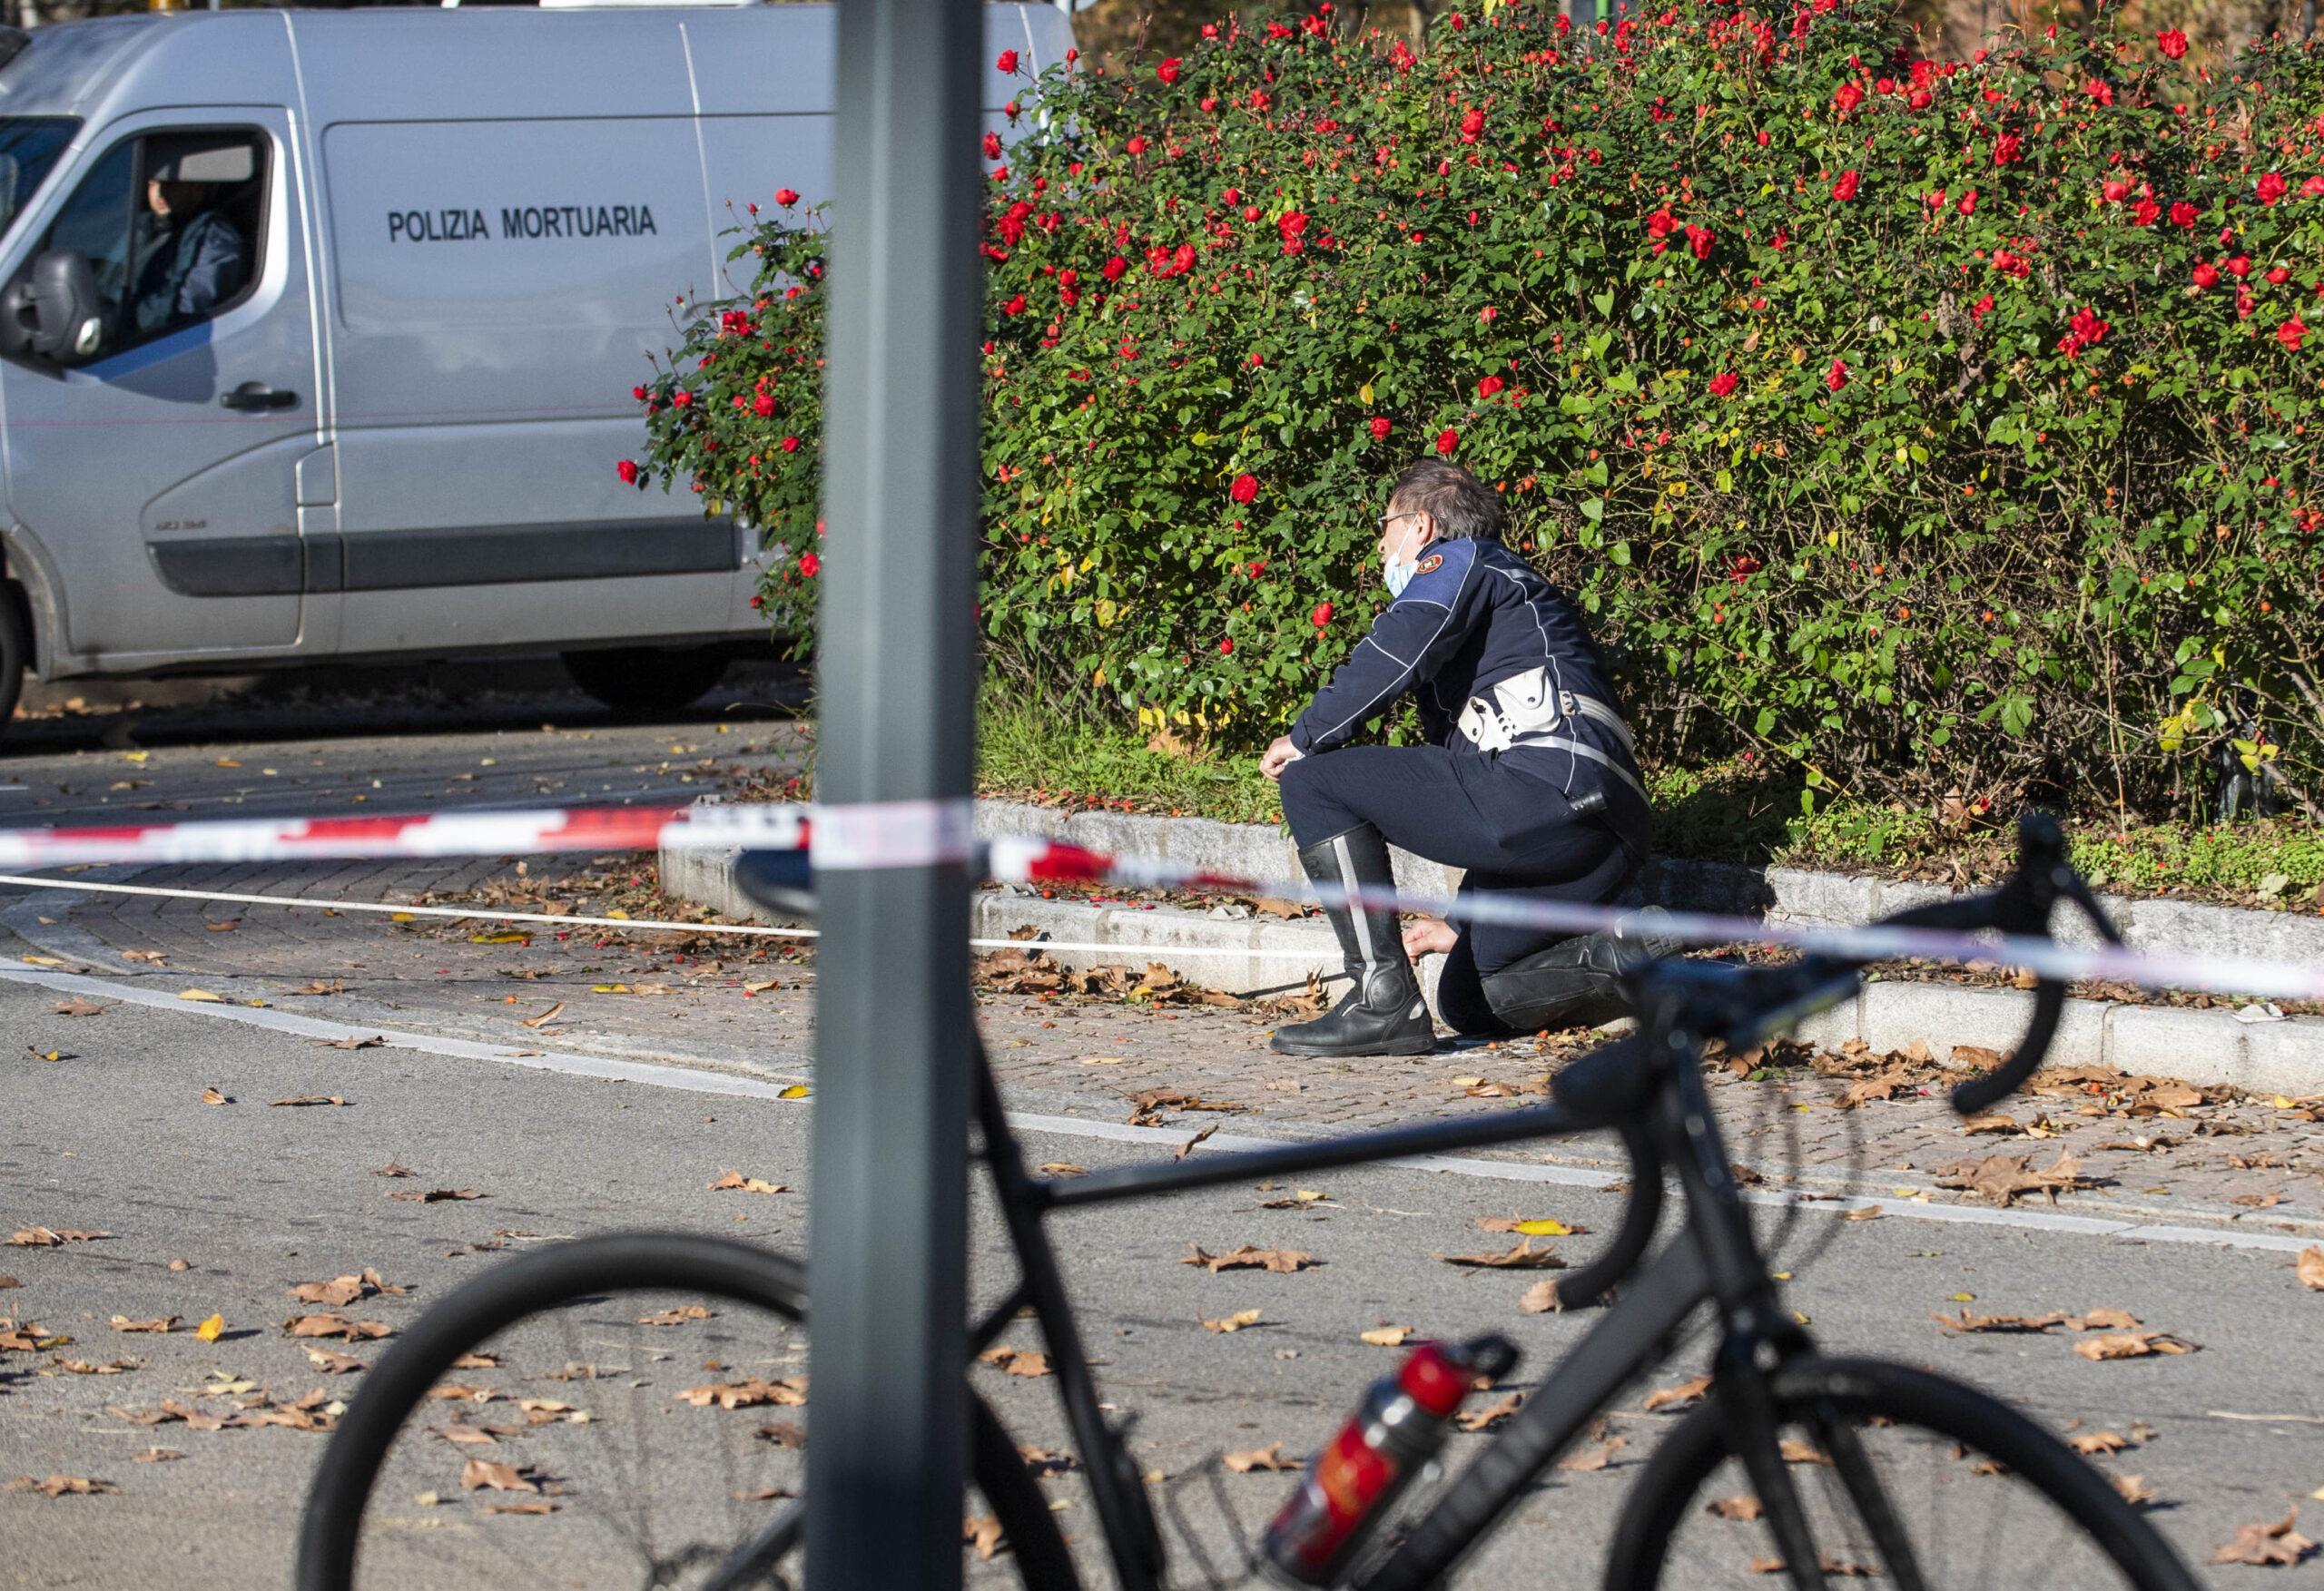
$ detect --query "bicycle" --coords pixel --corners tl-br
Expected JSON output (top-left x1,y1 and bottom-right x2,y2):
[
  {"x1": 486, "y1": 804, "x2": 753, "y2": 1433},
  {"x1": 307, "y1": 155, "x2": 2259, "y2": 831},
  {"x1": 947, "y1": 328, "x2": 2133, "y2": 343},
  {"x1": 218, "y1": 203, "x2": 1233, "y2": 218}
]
[{"x1": 295, "y1": 814, "x2": 2201, "y2": 1591}]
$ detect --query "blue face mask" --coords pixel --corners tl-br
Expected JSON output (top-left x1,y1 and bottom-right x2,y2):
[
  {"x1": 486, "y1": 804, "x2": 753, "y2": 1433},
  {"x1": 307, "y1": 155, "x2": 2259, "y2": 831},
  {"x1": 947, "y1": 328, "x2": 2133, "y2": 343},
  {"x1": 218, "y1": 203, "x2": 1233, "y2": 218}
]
[{"x1": 1382, "y1": 524, "x2": 1424, "y2": 598}]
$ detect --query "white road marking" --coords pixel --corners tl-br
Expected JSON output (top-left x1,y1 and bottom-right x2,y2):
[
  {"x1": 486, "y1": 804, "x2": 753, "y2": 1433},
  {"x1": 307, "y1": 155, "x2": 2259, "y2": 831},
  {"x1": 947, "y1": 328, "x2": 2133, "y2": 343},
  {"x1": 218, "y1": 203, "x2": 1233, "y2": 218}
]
[{"x1": 0, "y1": 956, "x2": 2309, "y2": 1259}]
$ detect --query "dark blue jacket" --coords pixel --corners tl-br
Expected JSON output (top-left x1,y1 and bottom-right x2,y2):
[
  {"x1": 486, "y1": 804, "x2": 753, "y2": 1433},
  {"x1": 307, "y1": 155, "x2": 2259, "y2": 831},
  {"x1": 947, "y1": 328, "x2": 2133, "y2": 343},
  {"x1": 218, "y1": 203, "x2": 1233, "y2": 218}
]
[{"x1": 1288, "y1": 537, "x2": 1622, "y2": 757}]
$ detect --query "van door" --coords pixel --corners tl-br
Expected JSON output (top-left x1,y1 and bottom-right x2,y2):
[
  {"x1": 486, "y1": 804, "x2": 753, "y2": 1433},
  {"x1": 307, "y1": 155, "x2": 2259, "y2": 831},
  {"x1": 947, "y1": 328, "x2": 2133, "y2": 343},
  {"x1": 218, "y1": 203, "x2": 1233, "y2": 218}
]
[
  {"x1": 0, "y1": 109, "x2": 315, "y2": 661},
  {"x1": 319, "y1": 114, "x2": 737, "y2": 657}
]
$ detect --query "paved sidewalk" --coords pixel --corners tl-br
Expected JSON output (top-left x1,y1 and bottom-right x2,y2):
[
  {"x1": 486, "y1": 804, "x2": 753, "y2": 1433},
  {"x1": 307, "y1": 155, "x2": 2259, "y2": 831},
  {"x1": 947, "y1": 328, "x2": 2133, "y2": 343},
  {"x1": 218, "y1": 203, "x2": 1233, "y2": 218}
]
[{"x1": 4, "y1": 859, "x2": 2319, "y2": 1243}]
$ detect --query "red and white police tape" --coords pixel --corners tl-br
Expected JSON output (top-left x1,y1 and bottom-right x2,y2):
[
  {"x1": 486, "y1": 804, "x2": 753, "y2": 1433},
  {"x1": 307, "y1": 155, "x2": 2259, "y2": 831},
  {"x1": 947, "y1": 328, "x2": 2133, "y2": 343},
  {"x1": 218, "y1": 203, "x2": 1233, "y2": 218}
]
[{"x1": 0, "y1": 798, "x2": 2319, "y2": 1006}]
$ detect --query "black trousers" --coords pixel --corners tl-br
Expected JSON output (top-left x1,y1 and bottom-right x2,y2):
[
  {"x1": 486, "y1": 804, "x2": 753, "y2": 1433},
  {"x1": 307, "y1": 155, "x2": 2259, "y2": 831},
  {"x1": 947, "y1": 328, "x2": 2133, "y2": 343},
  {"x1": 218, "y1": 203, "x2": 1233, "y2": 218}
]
[{"x1": 1277, "y1": 742, "x2": 1649, "y2": 1035}]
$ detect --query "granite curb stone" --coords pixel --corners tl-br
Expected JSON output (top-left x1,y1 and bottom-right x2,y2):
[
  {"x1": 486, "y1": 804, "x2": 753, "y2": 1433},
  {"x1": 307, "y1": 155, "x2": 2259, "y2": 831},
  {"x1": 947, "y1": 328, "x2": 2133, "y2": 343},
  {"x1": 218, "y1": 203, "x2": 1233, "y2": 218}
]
[{"x1": 661, "y1": 797, "x2": 2324, "y2": 1093}]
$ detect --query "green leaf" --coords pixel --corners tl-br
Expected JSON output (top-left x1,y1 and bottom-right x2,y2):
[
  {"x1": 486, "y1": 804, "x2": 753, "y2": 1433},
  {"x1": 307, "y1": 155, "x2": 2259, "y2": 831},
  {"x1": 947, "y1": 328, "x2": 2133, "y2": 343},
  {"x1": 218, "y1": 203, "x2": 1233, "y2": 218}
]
[
  {"x1": 1580, "y1": 498, "x2": 1605, "y2": 524},
  {"x1": 1590, "y1": 290, "x2": 1615, "y2": 316}
]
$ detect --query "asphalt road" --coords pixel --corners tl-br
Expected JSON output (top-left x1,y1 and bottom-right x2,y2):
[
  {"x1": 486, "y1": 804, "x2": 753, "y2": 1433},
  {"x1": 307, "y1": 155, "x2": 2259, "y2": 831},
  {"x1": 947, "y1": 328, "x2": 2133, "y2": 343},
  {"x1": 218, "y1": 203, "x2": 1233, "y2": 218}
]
[
  {"x1": 3, "y1": 967, "x2": 2319, "y2": 1589},
  {"x1": 0, "y1": 681, "x2": 2319, "y2": 1588}
]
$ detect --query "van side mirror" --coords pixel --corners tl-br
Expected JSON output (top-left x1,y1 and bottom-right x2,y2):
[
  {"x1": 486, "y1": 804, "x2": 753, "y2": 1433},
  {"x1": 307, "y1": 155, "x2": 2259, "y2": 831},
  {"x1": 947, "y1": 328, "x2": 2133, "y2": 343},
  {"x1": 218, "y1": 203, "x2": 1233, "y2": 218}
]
[{"x1": 0, "y1": 250, "x2": 108, "y2": 367}]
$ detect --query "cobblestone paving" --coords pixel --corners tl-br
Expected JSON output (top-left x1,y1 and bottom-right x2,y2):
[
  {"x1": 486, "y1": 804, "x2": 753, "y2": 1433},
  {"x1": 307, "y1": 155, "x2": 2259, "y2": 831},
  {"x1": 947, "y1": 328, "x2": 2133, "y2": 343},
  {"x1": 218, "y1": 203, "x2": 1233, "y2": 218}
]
[{"x1": 5, "y1": 859, "x2": 2319, "y2": 1242}]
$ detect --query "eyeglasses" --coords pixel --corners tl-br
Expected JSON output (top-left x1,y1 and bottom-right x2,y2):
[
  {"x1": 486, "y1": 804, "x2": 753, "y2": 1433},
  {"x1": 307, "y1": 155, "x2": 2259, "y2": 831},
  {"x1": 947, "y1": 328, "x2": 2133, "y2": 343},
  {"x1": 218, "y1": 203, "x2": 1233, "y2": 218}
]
[{"x1": 1375, "y1": 511, "x2": 1421, "y2": 534}]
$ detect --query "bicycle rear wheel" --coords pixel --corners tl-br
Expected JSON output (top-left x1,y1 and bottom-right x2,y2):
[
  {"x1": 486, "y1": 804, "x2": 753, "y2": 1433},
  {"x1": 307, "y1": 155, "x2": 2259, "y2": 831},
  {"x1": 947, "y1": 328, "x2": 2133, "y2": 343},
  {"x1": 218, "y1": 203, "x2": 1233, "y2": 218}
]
[
  {"x1": 295, "y1": 1232, "x2": 1077, "y2": 1591},
  {"x1": 1604, "y1": 1356, "x2": 2199, "y2": 1591}
]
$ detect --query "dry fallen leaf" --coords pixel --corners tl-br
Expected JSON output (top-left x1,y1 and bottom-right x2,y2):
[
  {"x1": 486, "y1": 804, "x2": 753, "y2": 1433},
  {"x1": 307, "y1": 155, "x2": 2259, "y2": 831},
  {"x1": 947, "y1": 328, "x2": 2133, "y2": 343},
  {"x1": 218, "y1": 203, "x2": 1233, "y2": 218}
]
[
  {"x1": 285, "y1": 1312, "x2": 391, "y2": 1341},
  {"x1": 1182, "y1": 1245, "x2": 1315, "y2": 1274},
  {"x1": 2211, "y1": 1508, "x2": 2317, "y2": 1567},
  {"x1": 387, "y1": 1188, "x2": 482, "y2": 1203},
  {"x1": 2112, "y1": 1474, "x2": 2158, "y2": 1507},
  {"x1": 1456, "y1": 1391, "x2": 1523, "y2": 1432},
  {"x1": 483, "y1": 1500, "x2": 557, "y2": 1516},
  {"x1": 974, "y1": 1345, "x2": 1052, "y2": 1379},
  {"x1": 179, "y1": 989, "x2": 224, "y2": 1004},
  {"x1": 707, "y1": 1171, "x2": 789, "y2": 1195},
  {"x1": 5, "y1": 1473, "x2": 117, "y2": 1498},
  {"x1": 459, "y1": 1458, "x2": 540, "y2": 1495},
  {"x1": 200, "y1": 1087, "x2": 231, "y2": 1106},
  {"x1": 1201, "y1": 1309, "x2": 1264, "y2": 1334},
  {"x1": 1039, "y1": 1164, "x2": 1088, "y2": 1178},
  {"x1": 307, "y1": 1348, "x2": 366, "y2": 1374},
  {"x1": 676, "y1": 1376, "x2": 807, "y2": 1410},
  {"x1": 1519, "y1": 1277, "x2": 1563, "y2": 1314},
  {"x1": 1224, "y1": 1441, "x2": 1303, "y2": 1472},
  {"x1": 9, "y1": 1226, "x2": 111, "y2": 1248},
  {"x1": 2074, "y1": 1331, "x2": 2198, "y2": 1361},
  {"x1": 1708, "y1": 1495, "x2": 1764, "y2": 1522},
  {"x1": 1555, "y1": 1435, "x2": 1627, "y2": 1473},
  {"x1": 1750, "y1": 1554, "x2": 1875, "y2": 1577},
  {"x1": 521, "y1": 1002, "x2": 566, "y2": 1028},
  {"x1": 1359, "y1": 1326, "x2": 1413, "y2": 1348},
  {"x1": 49, "y1": 1000, "x2": 104, "y2": 1018},
  {"x1": 2299, "y1": 1246, "x2": 2324, "y2": 1291},
  {"x1": 2068, "y1": 1430, "x2": 2135, "y2": 1456},
  {"x1": 637, "y1": 1305, "x2": 713, "y2": 1327},
  {"x1": 193, "y1": 1313, "x2": 224, "y2": 1343},
  {"x1": 271, "y1": 1095, "x2": 349, "y2": 1108},
  {"x1": 1642, "y1": 1375, "x2": 1712, "y2": 1413},
  {"x1": 963, "y1": 1515, "x2": 1006, "y2": 1561},
  {"x1": 1437, "y1": 1240, "x2": 1568, "y2": 1271},
  {"x1": 109, "y1": 1316, "x2": 177, "y2": 1335},
  {"x1": 131, "y1": 1449, "x2": 183, "y2": 1464},
  {"x1": 315, "y1": 1036, "x2": 386, "y2": 1050},
  {"x1": 1933, "y1": 1309, "x2": 2068, "y2": 1335}
]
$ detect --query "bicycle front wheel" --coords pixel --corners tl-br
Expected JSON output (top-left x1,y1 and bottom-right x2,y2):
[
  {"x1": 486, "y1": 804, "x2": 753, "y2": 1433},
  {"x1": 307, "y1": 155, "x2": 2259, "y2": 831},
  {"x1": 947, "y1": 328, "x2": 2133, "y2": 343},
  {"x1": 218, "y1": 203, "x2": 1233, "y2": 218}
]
[
  {"x1": 295, "y1": 1232, "x2": 1077, "y2": 1591},
  {"x1": 1604, "y1": 1356, "x2": 2199, "y2": 1591}
]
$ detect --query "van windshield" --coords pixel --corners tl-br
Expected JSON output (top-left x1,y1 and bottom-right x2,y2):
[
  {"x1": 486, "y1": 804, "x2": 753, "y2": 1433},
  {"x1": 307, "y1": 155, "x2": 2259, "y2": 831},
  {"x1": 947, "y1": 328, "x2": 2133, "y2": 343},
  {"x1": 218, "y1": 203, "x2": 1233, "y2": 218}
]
[{"x1": 0, "y1": 118, "x2": 77, "y2": 241}]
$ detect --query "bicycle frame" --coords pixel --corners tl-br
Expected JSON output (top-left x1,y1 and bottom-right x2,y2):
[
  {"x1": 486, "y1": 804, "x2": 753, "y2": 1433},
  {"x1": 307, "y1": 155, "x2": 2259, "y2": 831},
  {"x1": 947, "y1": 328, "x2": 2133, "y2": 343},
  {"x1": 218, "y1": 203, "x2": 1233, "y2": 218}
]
[{"x1": 963, "y1": 954, "x2": 1850, "y2": 1591}]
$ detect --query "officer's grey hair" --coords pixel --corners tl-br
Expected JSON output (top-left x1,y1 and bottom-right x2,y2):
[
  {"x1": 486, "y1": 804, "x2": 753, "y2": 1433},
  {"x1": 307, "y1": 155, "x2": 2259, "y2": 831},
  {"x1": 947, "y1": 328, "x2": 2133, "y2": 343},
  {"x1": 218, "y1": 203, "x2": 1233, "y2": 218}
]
[{"x1": 1389, "y1": 459, "x2": 1502, "y2": 544}]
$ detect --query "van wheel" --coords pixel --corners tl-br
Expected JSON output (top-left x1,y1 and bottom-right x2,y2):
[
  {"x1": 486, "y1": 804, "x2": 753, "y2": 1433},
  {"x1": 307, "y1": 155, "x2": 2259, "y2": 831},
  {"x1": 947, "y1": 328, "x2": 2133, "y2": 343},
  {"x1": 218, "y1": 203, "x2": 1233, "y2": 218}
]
[
  {"x1": 561, "y1": 645, "x2": 729, "y2": 717},
  {"x1": 0, "y1": 587, "x2": 28, "y2": 731}
]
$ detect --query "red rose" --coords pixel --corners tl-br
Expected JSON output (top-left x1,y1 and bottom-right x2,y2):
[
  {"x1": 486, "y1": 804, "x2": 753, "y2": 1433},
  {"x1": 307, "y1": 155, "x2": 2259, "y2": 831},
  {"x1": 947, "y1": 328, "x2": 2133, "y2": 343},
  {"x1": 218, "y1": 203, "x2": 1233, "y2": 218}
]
[
  {"x1": 1685, "y1": 223, "x2": 1715, "y2": 260},
  {"x1": 1222, "y1": 187, "x2": 1240, "y2": 205},
  {"x1": 1993, "y1": 133, "x2": 2023, "y2": 165},
  {"x1": 798, "y1": 551, "x2": 821, "y2": 578},
  {"x1": 2157, "y1": 27, "x2": 2188, "y2": 58},
  {"x1": 1434, "y1": 427, "x2": 1458, "y2": 455},
  {"x1": 775, "y1": 188, "x2": 800, "y2": 208},
  {"x1": 2227, "y1": 255, "x2": 2252, "y2": 278},
  {"x1": 1101, "y1": 255, "x2": 1128, "y2": 281},
  {"x1": 616, "y1": 459, "x2": 640, "y2": 486},
  {"x1": 1646, "y1": 208, "x2": 1678, "y2": 239},
  {"x1": 2269, "y1": 266, "x2": 2291, "y2": 285},
  {"x1": 1955, "y1": 189, "x2": 1978, "y2": 215},
  {"x1": 1247, "y1": 561, "x2": 1266, "y2": 577},
  {"x1": 1834, "y1": 82, "x2": 1863, "y2": 111},
  {"x1": 2068, "y1": 306, "x2": 2109, "y2": 346},
  {"x1": 982, "y1": 132, "x2": 1002, "y2": 162},
  {"x1": 1826, "y1": 358, "x2": 1848, "y2": 392},
  {"x1": 1908, "y1": 88, "x2": 1933, "y2": 110},
  {"x1": 633, "y1": 384, "x2": 650, "y2": 402},
  {"x1": 2085, "y1": 77, "x2": 2113, "y2": 106},
  {"x1": 1831, "y1": 169, "x2": 1860, "y2": 201},
  {"x1": 781, "y1": 436, "x2": 802, "y2": 453},
  {"x1": 2101, "y1": 178, "x2": 2132, "y2": 202},
  {"x1": 2257, "y1": 172, "x2": 2288, "y2": 206},
  {"x1": 1001, "y1": 293, "x2": 1026, "y2": 316},
  {"x1": 1157, "y1": 56, "x2": 1181, "y2": 84},
  {"x1": 1229, "y1": 473, "x2": 1259, "y2": 505},
  {"x1": 1312, "y1": 602, "x2": 1334, "y2": 628},
  {"x1": 995, "y1": 48, "x2": 1019, "y2": 73},
  {"x1": 1708, "y1": 371, "x2": 1738, "y2": 397},
  {"x1": 2280, "y1": 316, "x2": 2309, "y2": 351},
  {"x1": 1217, "y1": 636, "x2": 1233, "y2": 655},
  {"x1": 1459, "y1": 106, "x2": 1485, "y2": 143},
  {"x1": 1126, "y1": 135, "x2": 1147, "y2": 156},
  {"x1": 753, "y1": 393, "x2": 775, "y2": 417},
  {"x1": 2191, "y1": 261, "x2": 2220, "y2": 290},
  {"x1": 2305, "y1": 176, "x2": 2324, "y2": 198},
  {"x1": 2170, "y1": 201, "x2": 2198, "y2": 226},
  {"x1": 1277, "y1": 211, "x2": 1309, "y2": 239},
  {"x1": 1477, "y1": 375, "x2": 1505, "y2": 398},
  {"x1": 2132, "y1": 197, "x2": 2161, "y2": 226},
  {"x1": 672, "y1": 389, "x2": 693, "y2": 408},
  {"x1": 1369, "y1": 417, "x2": 1392, "y2": 441},
  {"x1": 1970, "y1": 293, "x2": 1994, "y2": 322}
]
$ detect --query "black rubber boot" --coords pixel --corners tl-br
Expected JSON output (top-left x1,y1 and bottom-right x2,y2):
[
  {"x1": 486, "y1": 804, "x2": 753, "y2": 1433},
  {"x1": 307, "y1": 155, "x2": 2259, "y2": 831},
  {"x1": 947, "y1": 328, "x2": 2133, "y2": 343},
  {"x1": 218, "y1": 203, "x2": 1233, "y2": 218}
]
[
  {"x1": 1479, "y1": 932, "x2": 1680, "y2": 1035},
  {"x1": 1269, "y1": 826, "x2": 1436, "y2": 1057}
]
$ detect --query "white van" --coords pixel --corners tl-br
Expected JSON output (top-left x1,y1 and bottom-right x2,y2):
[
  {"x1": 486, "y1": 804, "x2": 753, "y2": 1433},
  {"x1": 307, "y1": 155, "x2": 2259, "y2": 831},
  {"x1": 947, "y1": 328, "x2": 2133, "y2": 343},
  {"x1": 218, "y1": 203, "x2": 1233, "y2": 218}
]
[{"x1": 0, "y1": 2, "x2": 1066, "y2": 722}]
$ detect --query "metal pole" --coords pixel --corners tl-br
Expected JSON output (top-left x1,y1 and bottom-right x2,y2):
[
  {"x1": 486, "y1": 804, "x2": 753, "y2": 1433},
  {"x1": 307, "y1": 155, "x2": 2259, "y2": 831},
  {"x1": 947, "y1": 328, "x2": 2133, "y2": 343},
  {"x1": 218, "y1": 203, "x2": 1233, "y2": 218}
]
[{"x1": 804, "y1": 0, "x2": 980, "y2": 1586}]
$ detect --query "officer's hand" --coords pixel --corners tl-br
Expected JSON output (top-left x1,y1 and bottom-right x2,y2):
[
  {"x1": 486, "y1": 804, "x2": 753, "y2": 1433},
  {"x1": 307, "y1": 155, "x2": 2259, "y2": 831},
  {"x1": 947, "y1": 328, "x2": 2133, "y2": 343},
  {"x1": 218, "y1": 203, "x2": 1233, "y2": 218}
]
[
  {"x1": 1259, "y1": 735, "x2": 1302, "y2": 782},
  {"x1": 1402, "y1": 918, "x2": 1459, "y2": 960}
]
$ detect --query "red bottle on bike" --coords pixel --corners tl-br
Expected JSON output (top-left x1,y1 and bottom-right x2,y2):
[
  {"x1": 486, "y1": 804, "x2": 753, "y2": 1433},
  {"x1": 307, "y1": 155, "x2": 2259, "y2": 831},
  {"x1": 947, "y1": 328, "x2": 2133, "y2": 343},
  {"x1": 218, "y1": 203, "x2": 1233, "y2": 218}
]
[{"x1": 1260, "y1": 1334, "x2": 1518, "y2": 1586}]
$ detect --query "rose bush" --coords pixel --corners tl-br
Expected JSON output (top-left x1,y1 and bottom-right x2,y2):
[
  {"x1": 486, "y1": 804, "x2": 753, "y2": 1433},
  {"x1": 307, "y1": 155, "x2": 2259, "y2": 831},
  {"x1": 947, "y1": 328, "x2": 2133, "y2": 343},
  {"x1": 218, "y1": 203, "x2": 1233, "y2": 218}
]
[{"x1": 632, "y1": 1, "x2": 2324, "y2": 819}]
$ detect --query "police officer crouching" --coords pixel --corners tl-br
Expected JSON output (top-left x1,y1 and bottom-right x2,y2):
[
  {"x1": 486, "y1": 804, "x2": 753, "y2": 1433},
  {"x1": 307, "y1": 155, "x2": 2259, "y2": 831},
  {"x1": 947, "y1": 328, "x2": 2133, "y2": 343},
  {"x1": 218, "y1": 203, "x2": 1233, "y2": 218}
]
[{"x1": 1259, "y1": 460, "x2": 1667, "y2": 1058}]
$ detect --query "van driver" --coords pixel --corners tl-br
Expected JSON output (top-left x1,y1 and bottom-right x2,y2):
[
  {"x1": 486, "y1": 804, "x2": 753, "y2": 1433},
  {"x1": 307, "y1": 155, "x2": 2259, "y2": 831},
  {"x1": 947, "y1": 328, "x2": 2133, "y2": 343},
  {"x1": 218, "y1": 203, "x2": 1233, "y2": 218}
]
[{"x1": 130, "y1": 153, "x2": 246, "y2": 338}]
